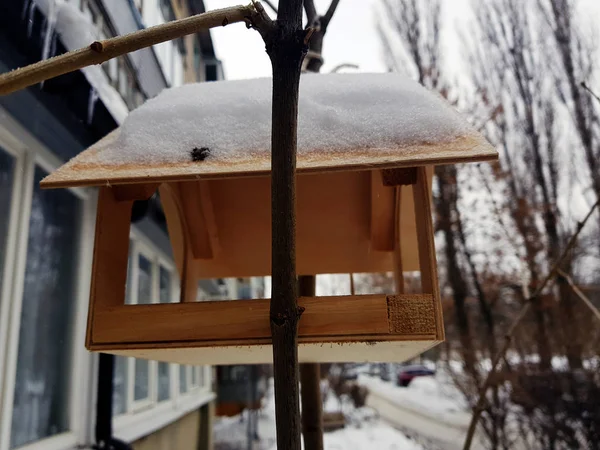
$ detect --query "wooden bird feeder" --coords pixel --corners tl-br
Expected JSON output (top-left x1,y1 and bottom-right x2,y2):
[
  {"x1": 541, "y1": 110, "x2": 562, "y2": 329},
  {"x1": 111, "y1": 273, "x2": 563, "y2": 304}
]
[{"x1": 41, "y1": 73, "x2": 496, "y2": 365}]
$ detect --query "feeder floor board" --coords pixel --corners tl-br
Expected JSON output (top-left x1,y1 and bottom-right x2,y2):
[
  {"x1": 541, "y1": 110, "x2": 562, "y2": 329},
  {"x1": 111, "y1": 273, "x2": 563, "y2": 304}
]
[{"x1": 106, "y1": 340, "x2": 441, "y2": 366}]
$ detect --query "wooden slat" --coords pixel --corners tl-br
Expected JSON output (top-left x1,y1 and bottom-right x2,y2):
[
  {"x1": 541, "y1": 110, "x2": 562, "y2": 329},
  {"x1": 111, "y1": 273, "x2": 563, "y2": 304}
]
[
  {"x1": 412, "y1": 166, "x2": 444, "y2": 340},
  {"x1": 85, "y1": 187, "x2": 132, "y2": 347},
  {"x1": 89, "y1": 294, "x2": 436, "y2": 346},
  {"x1": 393, "y1": 186, "x2": 404, "y2": 294},
  {"x1": 112, "y1": 183, "x2": 159, "y2": 201},
  {"x1": 370, "y1": 170, "x2": 396, "y2": 252},
  {"x1": 177, "y1": 180, "x2": 218, "y2": 259}
]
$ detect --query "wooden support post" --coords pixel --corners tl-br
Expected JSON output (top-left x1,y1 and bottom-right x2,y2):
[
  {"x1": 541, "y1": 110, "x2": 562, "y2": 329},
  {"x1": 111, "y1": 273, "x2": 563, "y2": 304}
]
[{"x1": 299, "y1": 275, "x2": 324, "y2": 450}]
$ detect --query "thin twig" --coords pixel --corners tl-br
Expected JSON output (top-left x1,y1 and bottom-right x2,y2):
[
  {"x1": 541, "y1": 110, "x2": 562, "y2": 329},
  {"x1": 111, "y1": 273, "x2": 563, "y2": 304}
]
[
  {"x1": 262, "y1": 0, "x2": 278, "y2": 14},
  {"x1": 462, "y1": 198, "x2": 600, "y2": 450},
  {"x1": 303, "y1": 0, "x2": 318, "y2": 24},
  {"x1": 557, "y1": 269, "x2": 600, "y2": 323},
  {"x1": 330, "y1": 63, "x2": 359, "y2": 73},
  {"x1": 323, "y1": 0, "x2": 341, "y2": 27},
  {"x1": 581, "y1": 81, "x2": 600, "y2": 104},
  {"x1": 0, "y1": 4, "x2": 256, "y2": 95}
]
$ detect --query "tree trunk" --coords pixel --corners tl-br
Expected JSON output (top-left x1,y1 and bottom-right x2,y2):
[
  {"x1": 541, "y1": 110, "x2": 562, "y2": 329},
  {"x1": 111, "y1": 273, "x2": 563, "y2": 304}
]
[
  {"x1": 262, "y1": 2, "x2": 307, "y2": 449},
  {"x1": 299, "y1": 275, "x2": 324, "y2": 450}
]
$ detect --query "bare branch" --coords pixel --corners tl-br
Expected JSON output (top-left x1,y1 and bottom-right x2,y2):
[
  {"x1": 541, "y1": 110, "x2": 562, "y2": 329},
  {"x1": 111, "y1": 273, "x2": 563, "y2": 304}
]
[
  {"x1": 0, "y1": 4, "x2": 256, "y2": 95},
  {"x1": 263, "y1": 0, "x2": 278, "y2": 14},
  {"x1": 581, "y1": 81, "x2": 600, "y2": 105},
  {"x1": 462, "y1": 198, "x2": 600, "y2": 450},
  {"x1": 330, "y1": 63, "x2": 359, "y2": 72},
  {"x1": 557, "y1": 269, "x2": 600, "y2": 323},
  {"x1": 322, "y1": 0, "x2": 341, "y2": 27},
  {"x1": 303, "y1": 0, "x2": 318, "y2": 25}
]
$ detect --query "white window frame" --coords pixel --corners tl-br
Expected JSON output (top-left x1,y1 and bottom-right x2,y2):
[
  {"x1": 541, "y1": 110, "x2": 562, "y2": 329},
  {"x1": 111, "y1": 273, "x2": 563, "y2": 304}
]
[
  {"x1": 113, "y1": 228, "x2": 214, "y2": 443},
  {"x1": 0, "y1": 111, "x2": 96, "y2": 450}
]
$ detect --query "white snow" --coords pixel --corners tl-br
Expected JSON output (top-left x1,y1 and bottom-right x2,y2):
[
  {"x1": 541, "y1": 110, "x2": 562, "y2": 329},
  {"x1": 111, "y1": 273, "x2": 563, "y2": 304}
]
[
  {"x1": 32, "y1": 0, "x2": 129, "y2": 124},
  {"x1": 214, "y1": 377, "x2": 424, "y2": 450},
  {"x1": 358, "y1": 373, "x2": 470, "y2": 429},
  {"x1": 101, "y1": 73, "x2": 474, "y2": 165}
]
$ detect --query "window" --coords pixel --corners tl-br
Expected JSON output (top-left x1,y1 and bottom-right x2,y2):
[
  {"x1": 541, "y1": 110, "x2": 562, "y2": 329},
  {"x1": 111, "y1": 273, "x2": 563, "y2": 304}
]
[
  {"x1": 10, "y1": 167, "x2": 82, "y2": 448},
  {"x1": 111, "y1": 235, "x2": 212, "y2": 430}
]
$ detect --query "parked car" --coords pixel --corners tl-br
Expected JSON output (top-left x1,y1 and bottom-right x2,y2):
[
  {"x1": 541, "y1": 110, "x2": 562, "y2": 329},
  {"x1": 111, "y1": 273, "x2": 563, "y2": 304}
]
[{"x1": 397, "y1": 365, "x2": 435, "y2": 387}]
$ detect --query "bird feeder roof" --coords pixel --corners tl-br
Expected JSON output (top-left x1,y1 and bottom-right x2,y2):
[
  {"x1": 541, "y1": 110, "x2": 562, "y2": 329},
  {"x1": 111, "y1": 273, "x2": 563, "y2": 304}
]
[{"x1": 41, "y1": 73, "x2": 496, "y2": 188}]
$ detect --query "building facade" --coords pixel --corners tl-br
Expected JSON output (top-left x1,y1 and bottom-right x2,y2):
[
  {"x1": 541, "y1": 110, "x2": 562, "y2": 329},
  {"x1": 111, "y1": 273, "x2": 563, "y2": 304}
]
[{"x1": 0, "y1": 1, "x2": 222, "y2": 449}]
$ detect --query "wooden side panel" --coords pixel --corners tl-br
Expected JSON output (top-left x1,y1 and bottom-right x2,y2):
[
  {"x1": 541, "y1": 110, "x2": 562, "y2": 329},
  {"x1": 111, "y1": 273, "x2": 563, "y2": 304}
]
[
  {"x1": 86, "y1": 187, "x2": 132, "y2": 347},
  {"x1": 89, "y1": 294, "x2": 437, "y2": 346},
  {"x1": 370, "y1": 170, "x2": 396, "y2": 252},
  {"x1": 412, "y1": 166, "x2": 444, "y2": 340}
]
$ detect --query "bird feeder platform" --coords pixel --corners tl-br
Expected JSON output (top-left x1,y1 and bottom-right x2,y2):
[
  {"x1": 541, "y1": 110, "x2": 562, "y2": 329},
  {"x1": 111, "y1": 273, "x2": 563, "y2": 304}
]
[{"x1": 41, "y1": 74, "x2": 496, "y2": 365}]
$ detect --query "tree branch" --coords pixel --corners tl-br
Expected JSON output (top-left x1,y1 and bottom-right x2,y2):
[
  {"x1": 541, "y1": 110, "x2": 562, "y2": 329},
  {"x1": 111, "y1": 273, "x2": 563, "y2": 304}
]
[
  {"x1": 303, "y1": 0, "x2": 318, "y2": 25},
  {"x1": 462, "y1": 198, "x2": 600, "y2": 450},
  {"x1": 557, "y1": 269, "x2": 600, "y2": 323},
  {"x1": 0, "y1": 4, "x2": 255, "y2": 95},
  {"x1": 263, "y1": 0, "x2": 279, "y2": 14},
  {"x1": 581, "y1": 81, "x2": 600, "y2": 105},
  {"x1": 322, "y1": 0, "x2": 341, "y2": 27}
]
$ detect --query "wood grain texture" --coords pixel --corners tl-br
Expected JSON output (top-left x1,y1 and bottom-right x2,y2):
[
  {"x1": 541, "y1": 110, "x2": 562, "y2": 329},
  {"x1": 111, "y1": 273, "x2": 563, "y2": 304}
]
[
  {"x1": 413, "y1": 166, "x2": 445, "y2": 340},
  {"x1": 85, "y1": 188, "x2": 132, "y2": 347},
  {"x1": 177, "y1": 180, "x2": 219, "y2": 259},
  {"x1": 40, "y1": 131, "x2": 496, "y2": 189},
  {"x1": 112, "y1": 183, "x2": 158, "y2": 201},
  {"x1": 370, "y1": 170, "x2": 396, "y2": 251},
  {"x1": 91, "y1": 294, "x2": 398, "y2": 344}
]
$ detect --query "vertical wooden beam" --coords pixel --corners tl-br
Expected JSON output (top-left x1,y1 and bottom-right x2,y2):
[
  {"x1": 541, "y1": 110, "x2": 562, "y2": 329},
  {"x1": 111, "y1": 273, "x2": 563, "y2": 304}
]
[
  {"x1": 370, "y1": 170, "x2": 396, "y2": 251},
  {"x1": 86, "y1": 187, "x2": 132, "y2": 346},
  {"x1": 299, "y1": 275, "x2": 324, "y2": 450},
  {"x1": 393, "y1": 186, "x2": 404, "y2": 294},
  {"x1": 412, "y1": 167, "x2": 444, "y2": 339}
]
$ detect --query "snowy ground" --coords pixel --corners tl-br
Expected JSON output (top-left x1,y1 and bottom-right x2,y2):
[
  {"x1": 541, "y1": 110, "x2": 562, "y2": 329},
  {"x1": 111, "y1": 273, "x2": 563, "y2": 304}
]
[
  {"x1": 357, "y1": 372, "x2": 470, "y2": 429},
  {"x1": 214, "y1": 378, "x2": 424, "y2": 450}
]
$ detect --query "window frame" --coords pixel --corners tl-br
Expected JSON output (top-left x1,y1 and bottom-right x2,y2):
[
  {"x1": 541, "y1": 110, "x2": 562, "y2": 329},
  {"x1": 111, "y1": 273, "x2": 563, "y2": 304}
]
[{"x1": 0, "y1": 113, "x2": 96, "y2": 450}]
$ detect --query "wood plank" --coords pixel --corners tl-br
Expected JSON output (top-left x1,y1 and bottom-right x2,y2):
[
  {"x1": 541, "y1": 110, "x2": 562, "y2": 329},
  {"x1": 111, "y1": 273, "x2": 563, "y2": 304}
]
[
  {"x1": 177, "y1": 180, "x2": 218, "y2": 259},
  {"x1": 412, "y1": 166, "x2": 445, "y2": 340},
  {"x1": 41, "y1": 130, "x2": 497, "y2": 189},
  {"x1": 89, "y1": 294, "x2": 437, "y2": 346},
  {"x1": 112, "y1": 183, "x2": 159, "y2": 201},
  {"x1": 370, "y1": 170, "x2": 396, "y2": 252},
  {"x1": 96, "y1": 340, "x2": 441, "y2": 365},
  {"x1": 393, "y1": 186, "x2": 404, "y2": 294},
  {"x1": 85, "y1": 187, "x2": 132, "y2": 347}
]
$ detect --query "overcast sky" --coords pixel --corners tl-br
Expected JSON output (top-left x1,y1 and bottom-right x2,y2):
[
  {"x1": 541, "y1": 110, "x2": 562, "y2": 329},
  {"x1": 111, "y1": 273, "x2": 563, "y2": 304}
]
[{"x1": 204, "y1": 0, "x2": 600, "y2": 81}]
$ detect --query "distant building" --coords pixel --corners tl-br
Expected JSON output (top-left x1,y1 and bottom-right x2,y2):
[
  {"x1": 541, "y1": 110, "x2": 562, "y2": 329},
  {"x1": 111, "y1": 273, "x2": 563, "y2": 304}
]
[{"x1": 0, "y1": 1, "x2": 223, "y2": 449}]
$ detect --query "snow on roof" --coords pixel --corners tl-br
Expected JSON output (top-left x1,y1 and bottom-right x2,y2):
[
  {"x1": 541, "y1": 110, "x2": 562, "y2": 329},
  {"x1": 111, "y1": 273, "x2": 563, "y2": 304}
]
[{"x1": 42, "y1": 73, "x2": 496, "y2": 188}]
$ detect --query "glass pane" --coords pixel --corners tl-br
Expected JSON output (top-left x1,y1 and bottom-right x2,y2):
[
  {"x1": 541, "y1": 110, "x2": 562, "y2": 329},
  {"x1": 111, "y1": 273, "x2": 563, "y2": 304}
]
[
  {"x1": 113, "y1": 356, "x2": 128, "y2": 415},
  {"x1": 191, "y1": 366, "x2": 198, "y2": 386},
  {"x1": 137, "y1": 254, "x2": 152, "y2": 304},
  {"x1": 134, "y1": 359, "x2": 149, "y2": 401},
  {"x1": 157, "y1": 362, "x2": 170, "y2": 401},
  {"x1": 179, "y1": 365, "x2": 188, "y2": 393},
  {"x1": 10, "y1": 167, "x2": 81, "y2": 448},
  {"x1": 0, "y1": 148, "x2": 15, "y2": 302},
  {"x1": 198, "y1": 367, "x2": 205, "y2": 387},
  {"x1": 159, "y1": 266, "x2": 171, "y2": 304}
]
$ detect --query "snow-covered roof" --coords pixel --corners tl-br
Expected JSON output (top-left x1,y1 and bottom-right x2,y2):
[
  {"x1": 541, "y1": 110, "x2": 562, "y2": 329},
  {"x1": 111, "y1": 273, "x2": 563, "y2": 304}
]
[{"x1": 42, "y1": 73, "x2": 496, "y2": 188}]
